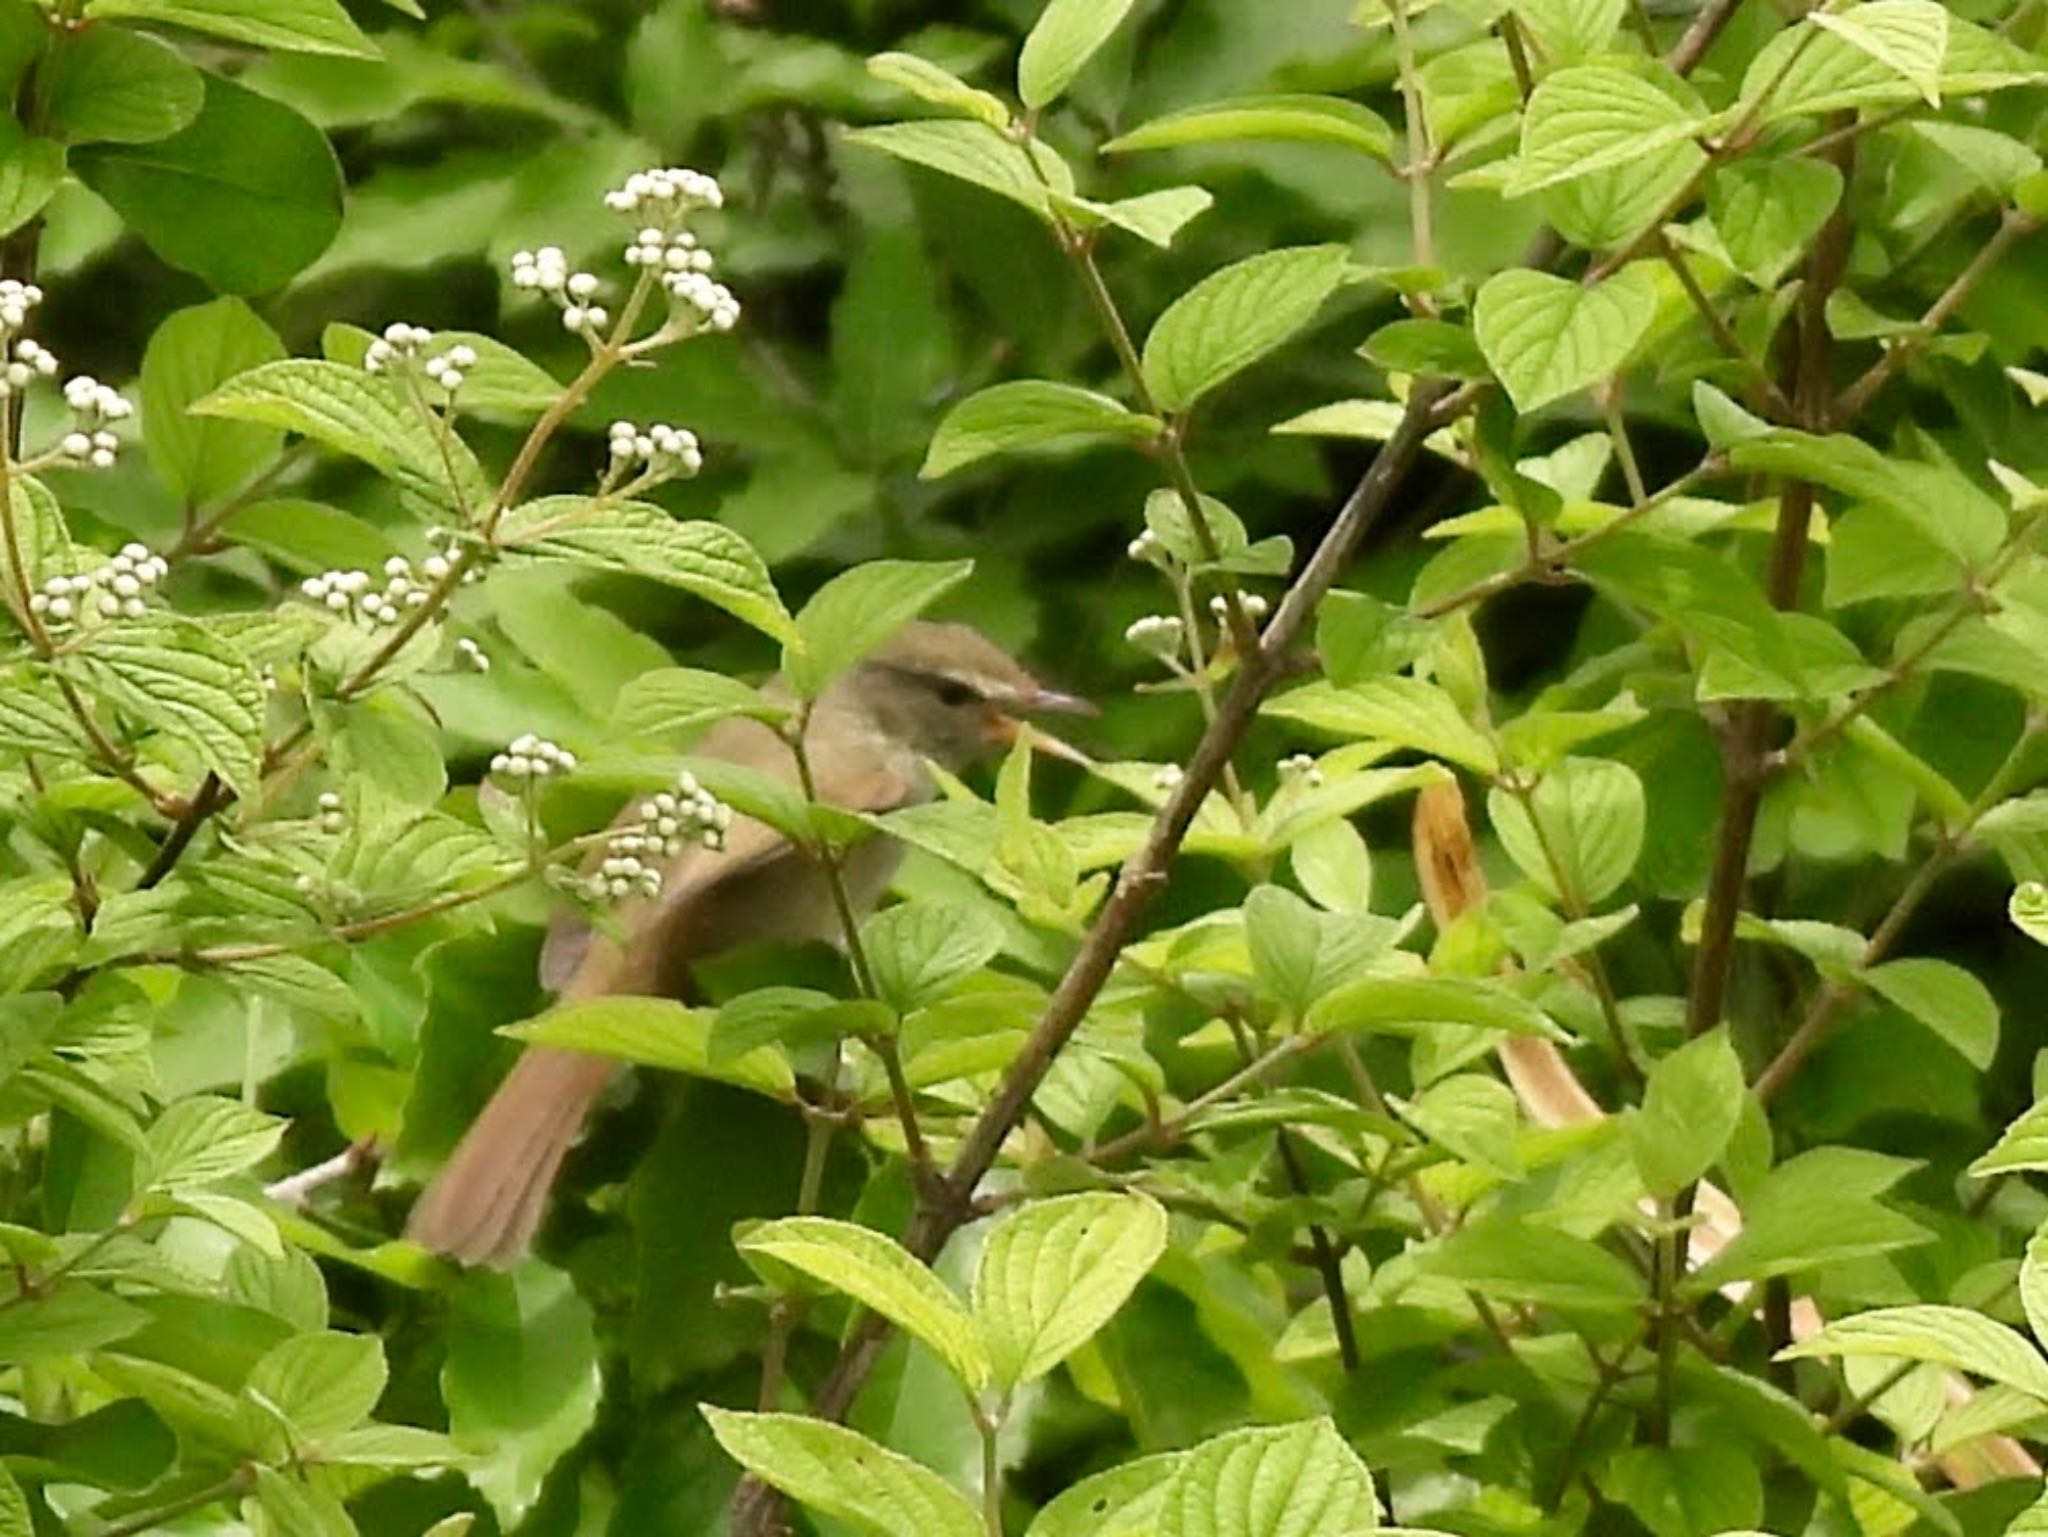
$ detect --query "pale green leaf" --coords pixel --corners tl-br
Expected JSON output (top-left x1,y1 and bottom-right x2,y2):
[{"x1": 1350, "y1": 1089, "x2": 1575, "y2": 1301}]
[
  {"x1": 84, "y1": 0, "x2": 377, "y2": 57},
  {"x1": 1778, "y1": 1304, "x2": 2048, "y2": 1401},
  {"x1": 1488, "y1": 757, "x2": 1644, "y2": 904},
  {"x1": 1971, "y1": 1092, "x2": 2048, "y2": 1177},
  {"x1": 73, "y1": 616, "x2": 265, "y2": 794},
  {"x1": 785, "y1": 558, "x2": 974, "y2": 698},
  {"x1": 1811, "y1": 1, "x2": 1949, "y2": 105},
  {"x1": 1504, "y1": 66, "x2": 1706, "y2": 196},
  {"x1": 1307, "y1": 976, "x2": 1567, "y2": 1041},
  {"x1": 867, "y1": 51, "x2": 1009, "y2": 128},
  {"x1": 501, "y1": 997, "x2": 794, "y2": 1098},
  {"x1": 974, "y1": 1192, "x2": 1168, "y2": 1388},
  {"x1": 845, "y1": 119, "x2": 1072, "y2": 219},
  {"x1": 146, "y1": 1096, "x2": 286, "y2": 1190},
  {"x1": 244, "y1": 1331, "x2": 387, "y2": 1439},
  {"x1": 1141, "y1": 245, "x2": 1352, "y2": 412},
  {"x1": 1018, "y1": 0, "x2": 1138, "y2": 108},
  {"x1": 615, "y1": 667, "x2": 789, "y2": 737},
  {"x1": 1630, "y1": 1027, "x2": 1744, "y2": 1198},
  {"x1": 2013, "y1": 882, "x2": 2048, "y2": 947},
  {"x1": 497, "y1": 496, "x2": 793, "y2": 644},
  {"x1": 1420, "y1": 1217, "x2": 1645, "y2": 1309},
  {"x1": 1473, "y1": 265, "x2": 1659, "y2": 413},
  {"x1": 703, "y1": 1408, "x2": 982, "y2": 1537},
  {"x1": 1158, "y1": 1418, "x2": 1377, "y2": 1537},
  {"x1": 1707, "y1": 158, "x2": 1843, "y2": 288},
  {"x1": 1864, "y1": 957, "x2": 1999, "y2": 1069},
  {"x1": 142, "y1": 298, "x2": 286, "y2": 504},
  {"x1": 1027, "y1": 1451, "x2": 1185, "y2": 1537},
  {"x1": 1052, "y1": 186, "x2": 1215, "y2": 249},
  {"x1": 921, "y1": 380, "x2": 1159, "y2": 479},
  {"x1": 862, "y1": 900, "x2": 1005, "y2": 1012},
  {"x1": 738, "y1": 1217, "x2": 990, "y2": 1395},
  {"x1": 1105, "y1": 94, "x2": 1394, "y2": 160},
  {"x1": 1265, "y1": 677, "x2": 1498, "y2": 775}
]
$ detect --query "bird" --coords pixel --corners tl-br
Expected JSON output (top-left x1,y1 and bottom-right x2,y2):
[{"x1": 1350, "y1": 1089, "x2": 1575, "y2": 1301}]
[{"x1": 404, "y1": 621, "x2": 1093, "y2": 1267}]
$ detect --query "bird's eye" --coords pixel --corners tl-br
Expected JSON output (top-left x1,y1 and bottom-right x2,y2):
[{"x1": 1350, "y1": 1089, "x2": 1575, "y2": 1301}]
[{"x1": 932, "y1": 679, "x2": 977, "y2": 707}]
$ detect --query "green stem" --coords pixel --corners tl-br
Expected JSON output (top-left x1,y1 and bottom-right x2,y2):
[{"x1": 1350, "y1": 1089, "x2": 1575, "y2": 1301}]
[
  {"x1": 94, "y1": 1466, "x2": 256, "y2": 1537},
  {"x1": 980, "y1": 1409, "x2": 1004, "y2": 1536}
]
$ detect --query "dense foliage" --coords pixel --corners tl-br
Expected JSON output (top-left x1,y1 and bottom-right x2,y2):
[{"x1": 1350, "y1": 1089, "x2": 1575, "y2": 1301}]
[{"x1": 6, "y1": 0, "x2": 2048, "y2": 1534}]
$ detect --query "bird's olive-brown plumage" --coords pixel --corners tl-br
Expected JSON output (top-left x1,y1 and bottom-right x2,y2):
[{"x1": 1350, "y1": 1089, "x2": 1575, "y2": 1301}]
[{"x1": 405, "y1": 623, "x2": 1086, "y2": 1266}]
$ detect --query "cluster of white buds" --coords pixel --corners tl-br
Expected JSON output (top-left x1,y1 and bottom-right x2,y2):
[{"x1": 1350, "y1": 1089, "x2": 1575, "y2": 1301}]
[
  {"x1": 363, "y1": 322, "x2": 431, "y2": 373},
  {"x1": 510, "y1": 247, "x2": 610, "y2": 337},
  {"x1": 626, "y1": 225, "x2": 714, "y2": 277},
  {"x1": 491, "y1": 733, "x2": 578, "y2": 781},
  {"x1": 315, "y1": 791, "x2": 345, "y2": 835},
  {"x1": 1278, "y1": 753, "x2": 1326, "y2": 789},
  {"x1": 584, "y1": 769, "x2": 732, "y2": 902},
  {"x1": 1123, "y1": 614, "x2": 1186, "y2": 660},
  {"x1": 1151, "y1": 764, "x2": 1185, "y2": 792},
  {"x1": 0, "y1": 279, "x2": 42, "y2": 331},
  {"x1": 1, "y1": 338, "x2": 57, "y2": 395},
  {"x1": 1208, "y1": 592, "x2": 1270, "y2": 623},
  {"x1": 456, "y1": 636, "x2": 491, "y2": 672},
  {"x1": 663, "y1": 270, "x2": 741, "y2": 333},
  {"x1": 604, "y1": 166, "x2": 724, "y2": 218},
  {"x1": 29, "y1": 542, "x2": 167, "y2": 625},
  {"x1": 419, "y1": 529, "x2": 485, "y2": 586},
  {"x1": 606, "y1": 419, "x2": 703, "y2": 482},
  {"x1": 1126, "y1": 529, "x2": 1171, "y2": 566},
  {"x1": 301, "y1": 555, "x2": 431, "y2": 627},
  {"x1": 365, "y1": 324, "x2": 480, "y2": 400},
  {"x1": 54, "y1": 376, "x2": 133, "y2": 468}
]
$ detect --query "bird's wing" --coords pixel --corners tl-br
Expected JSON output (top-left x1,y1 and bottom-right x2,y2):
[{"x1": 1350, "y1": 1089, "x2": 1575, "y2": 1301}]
[{"x1": 542, "y1": 713, "x2": 926, "y2": 1000}]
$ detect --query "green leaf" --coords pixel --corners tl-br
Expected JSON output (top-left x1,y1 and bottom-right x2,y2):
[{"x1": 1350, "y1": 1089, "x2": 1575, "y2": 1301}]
[
  {"x1": 737, "y1": 1217, "x2": 990, "y2": 1395},
  {"x1": 1243, "y1": 885, "x2": 1402, "y2": 1017},
  {"x1": 72, "y1": 75, "x2": 343, "y2": 294},
  {"x1": 43, "y1": 25, "x2": 203, "y2": 144},
  {"x1": 2015, "y1": 882, "x2": 2048, "y2": 947},
  {"x1": 1599, "y1": 1444, "x2": 1763, "y2": 1537},
  {"x1": 0, "y1": 1283, "x2": 147, "y2": 1365},
  {"x1": 244, "y1": 1331, "x2": 386, "y2": 1440},
  {"x1": 1972, "y1": 1094, "x2": 2048, "y2": 1177},
  {"x1": 703, "y1": 1408, "x2": 983, "y2": 1537},
  {"x1": 0, "y1": 669, "x2": 89, "y2": 759},
  {"x1": 1778, "y1": 1305, "x2": 2048, "y2": 1401},
  {"x1": 866, "y1": 50, "x2": 1009, "y2": 128},
  {"x1": 193, "y1": 357, "x2": 487, "y2": 510},
  {"x1": 84, "y1": 0, "x2": 376, "y2": 57},
  {"x1": 0, "y1": 1462, "x2": 29, "y2": 1537},
  {"x1": 1141, "y1": 245, "x2": 1352, "y2": 412},
  {"x1": 141, "y1": 298, "x2": 286, "y2": 504},
  {"x1": 1308, "y1": 976, "x2": 1567, "y2": 1041},
  {"x1": 1690, "y1": 1149, "x2": 1928, "y2": 1292},
  {"x1": 441, "y1": 1267, "x2": 599, "y2": 1528},
  {"x1": 1104, "y1": 94, "x2": 1393, "y2": 160},
  {"x1": 1265, "y1": 677, "x2": 1497, "y2": 775},
  {"x1": 974, "y1": 1192, "x2": 1168, "y2": 1389},
  {"x1": 2022, "y1": 1223, "x2": 2048, "y2": 1352},
  {"x1": 146, "y1": 1096, "x2": 285, "y2": 1190},
  {"x1": 845, "y1": 119, "x2": 1072, "y2": 219},
  {"x1": 615, "y1": 667, "x2": 789, "y2": 737},
  {"x1": 1421, "y1": 1217, "x2": 1645, "y2": 1309},
  {"x1": 862, "y1": 900, "x2": 1005, "y2": 1013},
  {"x1": 1017, "y1": 0, "x2": 1138, "y2": 108},
  {"x1": 0, "y1": 124, "x2": 62, "y2": 238},
  {"x1": 1290, "y1": 817, "x2": 1373, "y2": 914},
  {"x1": 921, "y1": 380, "x2": 1159, "y2": 479},
  {"x1": 1473, "y1": 265, "x2": 1659, "y2": 413},
  {"x1": 1053, "y1": 186, "x2": 1215, "y2": 248},
  {"x1": 245, "y1": 1466, "x2": 356, "y2": 1537},
  {"x1": 1027, "y1": 1451, "x2": 1185, "y2": 1537},
  {"x1": 1746, "y1": 11, "x2": 2041, "y2": 122},
  {"x1": 501, "y1": 997, "x2": 794, "y2": 1098},
  {"x1": 74, "y1": 616, "x2": 265, "y2": 794},
  {"x1": 497, "y1": 497, "x2": 794, "y2": 644},
  {"x1": 1396, "y1": 1073, "x2": 1522, "y2": 1178},
  {"x1": 785, "y1": 558, "x2": 974, "y2": 698},
  {"x1": 1360, "y1": 318, "x2": 1487, "y2": 380},
  {"x1": 1863, "y1": 957, "x2": 1999, "y2": 1069},
  {"x1": 1513, "y1": 0, "x2": 1624, "y2": 59},
  {"x1": 1504, "y1": 66, "x2": 1706, "y2": 197},
  {"x1": 1810, "y1": 1, "x2": 1948, "y2": 105},
  {"x1": 1707, "y1": 159, "x2": 1843, "y2": 289},
  {"x1": 1158, "y1": 1418, "x2": 1376, "y2": 1537},
  {"x1": 1630, "y1": 1027, "x2": 1744, "y2": 1198},
  {"x1": 323, "y1": 322, "x2": 558, "y2": 417},
  {"x1": 217, "y1": 499, "x2": 393, "y2": 574},
  {"x1": 1488, "y1": 757, "x2": 1644, "y2": 904}
]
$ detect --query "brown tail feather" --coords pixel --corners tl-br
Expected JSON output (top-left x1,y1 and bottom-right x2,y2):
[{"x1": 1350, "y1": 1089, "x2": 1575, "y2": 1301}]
[{"x1": 405, "y1": 1047, "x2": 618, "y2": 1268}]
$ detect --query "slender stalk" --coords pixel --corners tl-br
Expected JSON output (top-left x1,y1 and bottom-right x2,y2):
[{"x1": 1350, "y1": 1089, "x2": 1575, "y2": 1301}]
[
  {"x1": 1086, "y1": 1036, "x2": 1309, "y2": 1163},
  {"x1": 1754, "y1": 715, "x2": 2044, "y2": 1101},
  {"x1": 980, "y1": 1411, "x2": 1004, "y2": 1536},
  {"x1": 1387, "y1": 0, "x2": 1438, "y2": 295},
  {"x1": 94, "y1": 1467, "x2": 256, "y2": 1537},
  {"x1": 1656, "y1": 233, "x2": 1794, "y2": 419},
  {"x1": 1835, "y1": 209, "x2": 2038, "y2": 421}
]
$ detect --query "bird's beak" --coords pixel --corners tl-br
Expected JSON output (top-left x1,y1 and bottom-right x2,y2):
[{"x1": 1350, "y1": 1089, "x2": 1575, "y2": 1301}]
[{"x1": 987, "y1": 686, "x2": 1097, "y2": 766}]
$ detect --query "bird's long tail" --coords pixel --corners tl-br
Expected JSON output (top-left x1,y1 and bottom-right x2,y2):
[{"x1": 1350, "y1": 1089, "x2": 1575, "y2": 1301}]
[{"x1": 404, "y1": 1046, "x2": 617, "y2": 1268}]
